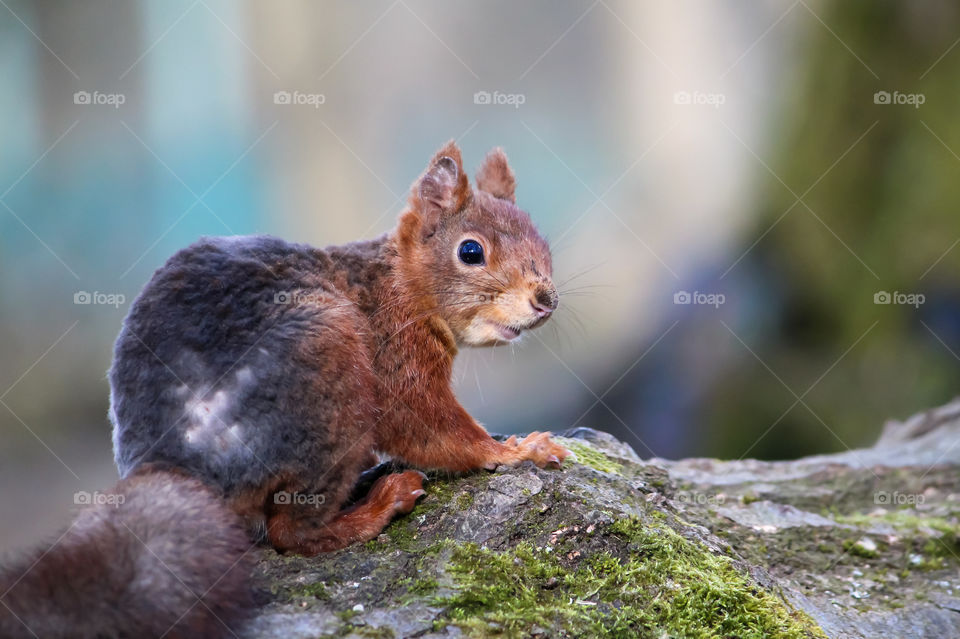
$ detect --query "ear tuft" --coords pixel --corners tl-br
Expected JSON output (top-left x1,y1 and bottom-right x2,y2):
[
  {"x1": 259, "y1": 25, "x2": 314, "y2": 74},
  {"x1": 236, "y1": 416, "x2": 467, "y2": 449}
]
[
  {"x1": 414, "y1": 141, "x2": 470, "y2": 219},
  {"x1": 475, "y1": 147, "x2": 516, "y2": 203}
]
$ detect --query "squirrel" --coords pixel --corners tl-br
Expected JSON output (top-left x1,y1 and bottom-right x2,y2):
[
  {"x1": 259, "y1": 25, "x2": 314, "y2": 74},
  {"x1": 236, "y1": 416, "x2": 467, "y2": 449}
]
[{"x1": 0, "y1": 142, "x2": 570, "y2": 638}]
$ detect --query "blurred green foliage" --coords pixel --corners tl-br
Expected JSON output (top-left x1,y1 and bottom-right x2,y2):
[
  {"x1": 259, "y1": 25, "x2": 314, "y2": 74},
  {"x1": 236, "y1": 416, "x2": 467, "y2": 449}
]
[{"x1": 707, "y1": 2, "x2": 960, "y2": 458}]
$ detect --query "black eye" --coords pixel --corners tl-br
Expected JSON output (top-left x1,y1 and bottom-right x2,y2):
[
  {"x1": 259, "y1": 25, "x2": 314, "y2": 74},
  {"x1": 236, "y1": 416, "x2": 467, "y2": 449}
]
[{"x1": 458, "y1": 239, "x2": 484, "y2": 265}]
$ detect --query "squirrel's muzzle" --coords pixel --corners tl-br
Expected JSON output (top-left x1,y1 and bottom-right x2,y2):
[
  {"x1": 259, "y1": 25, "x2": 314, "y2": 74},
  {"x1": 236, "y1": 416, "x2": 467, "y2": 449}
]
[{"x1": 530, "y1": 285, "x2": 559, "y2": 319}]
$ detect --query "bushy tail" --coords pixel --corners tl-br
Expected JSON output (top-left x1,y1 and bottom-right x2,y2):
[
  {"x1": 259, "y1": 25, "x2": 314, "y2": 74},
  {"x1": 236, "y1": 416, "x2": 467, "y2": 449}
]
[{"x1": 0, "y1": 471, "x2": 254, "y2": 639}]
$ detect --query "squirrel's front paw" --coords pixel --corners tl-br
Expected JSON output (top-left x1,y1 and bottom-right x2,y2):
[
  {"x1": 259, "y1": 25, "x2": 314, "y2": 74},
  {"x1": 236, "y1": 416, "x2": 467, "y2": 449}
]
[{"x1": 491, "y1": 431, "x2": 570, "y2": 469}]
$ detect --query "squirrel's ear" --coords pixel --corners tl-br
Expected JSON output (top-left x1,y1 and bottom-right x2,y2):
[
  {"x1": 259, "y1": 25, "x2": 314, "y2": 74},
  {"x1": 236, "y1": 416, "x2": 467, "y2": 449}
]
[
  {"x1": 475, "y1": 147, "x2": 516, "y2": 203},
  {"x1": 415, "y1": 141, "x2": 470, "y2": 219}
]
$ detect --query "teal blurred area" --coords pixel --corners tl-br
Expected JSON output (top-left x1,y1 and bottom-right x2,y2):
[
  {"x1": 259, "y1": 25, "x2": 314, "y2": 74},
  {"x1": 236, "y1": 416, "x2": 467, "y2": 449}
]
[{"x1": 3, "y1": 0, "x2": 960, "y2": 553}]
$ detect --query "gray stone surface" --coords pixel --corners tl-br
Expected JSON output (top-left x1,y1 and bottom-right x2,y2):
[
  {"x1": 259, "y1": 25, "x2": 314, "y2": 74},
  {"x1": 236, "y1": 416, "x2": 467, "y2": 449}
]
[{"x1": 244, "y1": 399, "x2": 960, "y2": 638}]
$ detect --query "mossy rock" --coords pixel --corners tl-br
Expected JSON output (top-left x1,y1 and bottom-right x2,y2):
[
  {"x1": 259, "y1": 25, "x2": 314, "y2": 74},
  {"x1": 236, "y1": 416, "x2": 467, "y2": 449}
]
[{"x1": 245, "y1": 402, "x2": 960, "y2": 638}]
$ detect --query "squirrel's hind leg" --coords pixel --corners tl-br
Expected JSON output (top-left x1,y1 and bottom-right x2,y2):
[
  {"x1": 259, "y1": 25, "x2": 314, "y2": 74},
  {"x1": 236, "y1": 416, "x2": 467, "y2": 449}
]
[{"x1": 266, "y1": 470, "x2": 426, "y2": 555}]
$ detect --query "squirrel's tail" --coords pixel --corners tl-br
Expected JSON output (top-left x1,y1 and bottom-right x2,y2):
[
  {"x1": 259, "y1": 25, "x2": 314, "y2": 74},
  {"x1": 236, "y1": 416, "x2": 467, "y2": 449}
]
[{"x1": 0, "y1": 470, "x2": 254, "y2": 639}]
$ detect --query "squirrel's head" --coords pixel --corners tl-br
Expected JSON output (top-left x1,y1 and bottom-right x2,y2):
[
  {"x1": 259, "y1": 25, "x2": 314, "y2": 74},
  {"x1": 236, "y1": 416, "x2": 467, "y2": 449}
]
[{"x1": 395, "y1": 142, "x2": 558, "y2": 347}]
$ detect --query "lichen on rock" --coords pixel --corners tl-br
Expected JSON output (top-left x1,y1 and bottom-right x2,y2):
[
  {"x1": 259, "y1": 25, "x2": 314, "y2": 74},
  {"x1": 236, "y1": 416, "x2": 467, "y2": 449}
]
[{"x1": 245, "y1": 401, "x2": 960, "y2": 638}]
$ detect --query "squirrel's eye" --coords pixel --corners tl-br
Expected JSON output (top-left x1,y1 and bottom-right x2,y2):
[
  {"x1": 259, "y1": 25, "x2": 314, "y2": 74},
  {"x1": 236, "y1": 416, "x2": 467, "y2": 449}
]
[{"x1": 458, "y1": 239, "x2": 484, "y2": 265}]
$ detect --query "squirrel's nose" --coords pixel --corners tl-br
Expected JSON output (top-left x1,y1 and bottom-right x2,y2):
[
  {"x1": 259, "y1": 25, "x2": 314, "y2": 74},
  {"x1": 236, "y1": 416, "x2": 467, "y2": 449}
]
[{"x1": 530, "y1": 286, "x2": 559, "y2": 317}]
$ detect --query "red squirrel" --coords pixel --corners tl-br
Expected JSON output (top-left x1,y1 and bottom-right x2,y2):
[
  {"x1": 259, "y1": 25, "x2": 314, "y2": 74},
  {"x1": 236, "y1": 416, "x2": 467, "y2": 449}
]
[{"x1": 0, "y1": 142, "x2": 569, "y2": 638}]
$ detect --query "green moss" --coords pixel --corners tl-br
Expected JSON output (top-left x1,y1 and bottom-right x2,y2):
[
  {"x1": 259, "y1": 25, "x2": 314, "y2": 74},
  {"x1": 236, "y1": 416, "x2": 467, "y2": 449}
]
[
  {"x1": 419, "y1": 474, "x2": 488, "y2": 516},
  {"x1": 294, "y1": 581, "x2": 331, "y2": 601},
  {"x1": 742, "y1": 492, "x2": 761, "y2": 505},
  {"x1": 430, "y1": 478, "x2": 456, "y2": 498},
  {"x1": 409, "y1": 577, "x2": 439, "y2": 595},
  {"x1": 377, "y1": 476, "x2": 476, "y2": 550},
  {"x1": 353, "y1": 628, "x2": 395, "y2": 639},
  {"x1": 337, "y1": 609, "x2": 360, "y2": 622},
  {"x1": 916, "y1": 539, "x2": 953, "y2": 570},
  {"x1": 834, "y1": 511, "x2": 958, "y2": 534},
  {"x1": 834, "y1": 510, "x2": 960, "y2": 568},
  {"x1": 384, "y1": 518, "x2": 418, "y2": 549},
  {"x1": 327, "y1": 622, "x2": 396, "y2": 639},
  {"x1": 843, "y1": 538, "x2": 880, "y2": 559},
  {"x1": 430, "y1": 517, "x2": 824, "y2": 638},
  {"x1": 556, "y1": 438, "x2": 624, "y2": 475},
  {"x1": 275, "y1": 578, "x2": 335, "y2": 604},
  {"x1": 456, "y1": 491, "x2": 475, "y2": 510}
]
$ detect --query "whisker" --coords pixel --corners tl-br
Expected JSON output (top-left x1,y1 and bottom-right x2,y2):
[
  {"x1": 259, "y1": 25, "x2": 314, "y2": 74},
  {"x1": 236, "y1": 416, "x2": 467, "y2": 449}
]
[
  {"x1": 475, "y1": 267, "x2": 509, "y2": 290},
  {"x1": 557, "y1": 284, "x2": 612, "y2": 293},
  {"x1": 374, "y1": 298, "x2": 490, "y2": 355},
  {"x1": 555, "y1": 262, "x2": 605, "y2": 289},
  {"x1": 369, "y1": 286, "x2": 500, "y2": 319},
  {"x1": 473, "y1": 359, "x2": 485, "y2": 405},
  {"x1": 557, "y1": 291, "x2": 605, "y2": 299},
  {"x1": 554, "y1": 306, "x2": 588, "y2": 339}
]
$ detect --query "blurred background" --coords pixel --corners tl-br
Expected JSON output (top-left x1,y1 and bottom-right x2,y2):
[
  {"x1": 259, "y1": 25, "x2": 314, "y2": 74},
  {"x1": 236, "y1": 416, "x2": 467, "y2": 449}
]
[{"x1": 2, "y1": 0, "x2": 959, "y2": 553}]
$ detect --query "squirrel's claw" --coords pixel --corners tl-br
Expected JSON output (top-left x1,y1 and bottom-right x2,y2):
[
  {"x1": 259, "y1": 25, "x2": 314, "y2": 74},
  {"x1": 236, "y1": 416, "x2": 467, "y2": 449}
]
[
  {"x1": 372, "y1": 470, "x2": 427, "y2": 514},
  {"x1": 489, "y1": 431, "x2": 571, "y2": 470}
]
